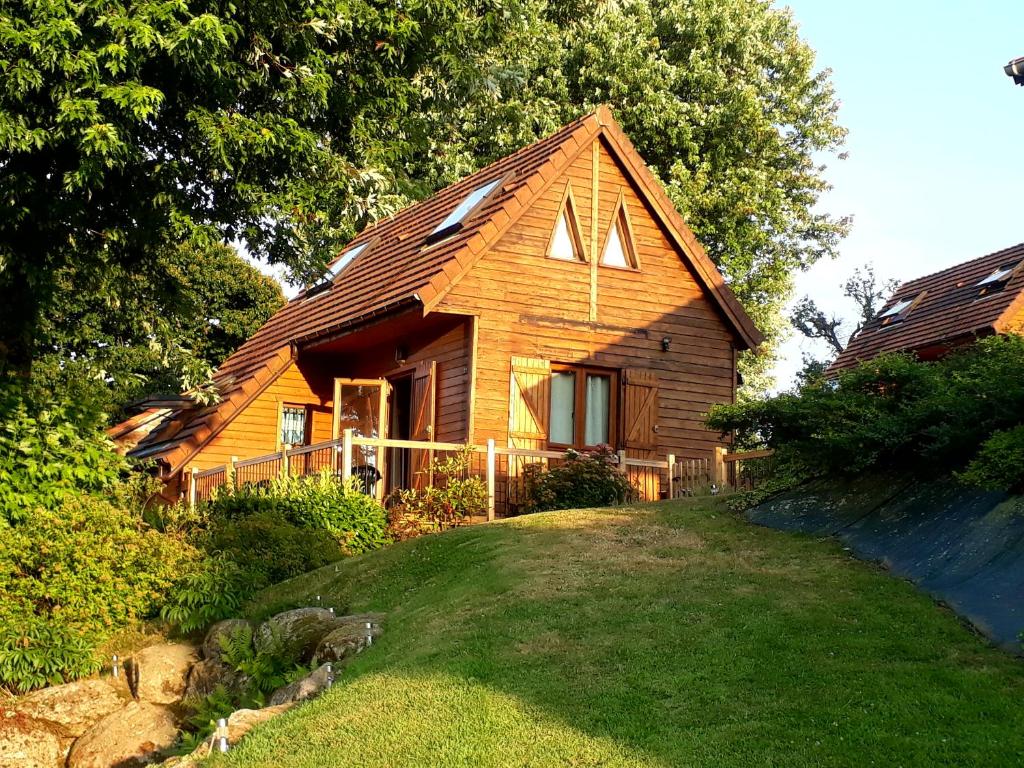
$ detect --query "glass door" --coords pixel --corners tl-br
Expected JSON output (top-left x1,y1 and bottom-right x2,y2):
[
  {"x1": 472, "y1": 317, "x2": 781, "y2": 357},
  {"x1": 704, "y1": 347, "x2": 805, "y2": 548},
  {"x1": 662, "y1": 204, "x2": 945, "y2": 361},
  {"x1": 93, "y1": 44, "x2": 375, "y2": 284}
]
[{"x1": 332, "y1": 378, "x2": 390, "y2": 499}]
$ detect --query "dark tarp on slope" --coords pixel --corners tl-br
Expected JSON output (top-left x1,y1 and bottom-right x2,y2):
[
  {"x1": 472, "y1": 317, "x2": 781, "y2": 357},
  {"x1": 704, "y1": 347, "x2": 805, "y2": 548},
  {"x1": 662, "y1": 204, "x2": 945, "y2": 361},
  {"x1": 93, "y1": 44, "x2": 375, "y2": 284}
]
[{"x1": 747, "y1": 476, "x2": 1024, "y2": 649}]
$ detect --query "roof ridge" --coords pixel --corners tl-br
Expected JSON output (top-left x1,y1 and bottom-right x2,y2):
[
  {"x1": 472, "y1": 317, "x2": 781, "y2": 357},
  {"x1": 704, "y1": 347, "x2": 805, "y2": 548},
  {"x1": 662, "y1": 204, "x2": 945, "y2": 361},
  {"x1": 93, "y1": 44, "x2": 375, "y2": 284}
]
[{"x1": 895, "y1": 241, "x2": 1024, "y2": 292}]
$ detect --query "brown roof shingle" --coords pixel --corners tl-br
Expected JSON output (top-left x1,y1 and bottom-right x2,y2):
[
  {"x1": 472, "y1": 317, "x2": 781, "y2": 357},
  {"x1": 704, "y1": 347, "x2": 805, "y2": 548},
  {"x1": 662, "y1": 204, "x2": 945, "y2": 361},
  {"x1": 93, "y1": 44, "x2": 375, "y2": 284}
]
[{"x1": 828, "y1": 242, "x2": 1024, "y2": 373}]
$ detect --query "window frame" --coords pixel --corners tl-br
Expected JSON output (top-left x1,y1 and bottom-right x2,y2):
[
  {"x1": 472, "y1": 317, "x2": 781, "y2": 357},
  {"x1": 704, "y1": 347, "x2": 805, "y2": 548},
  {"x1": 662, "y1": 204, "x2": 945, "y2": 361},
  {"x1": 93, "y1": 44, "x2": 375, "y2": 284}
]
[
  {"x1": 545, "y1": 182, "x2": 587, "y2": 263},
  {"x1": 278, "y1": 403, "x2": 311, "y2": 448},
  {"x1": 547, "y1": 364, "x2": 618, "y2": 450},
  {"x1": 598, "y1": 190, "x2": 640, "y2": 272},
  {"x1": 424, "y1": 172, "x2": 514, "y2": 246}
]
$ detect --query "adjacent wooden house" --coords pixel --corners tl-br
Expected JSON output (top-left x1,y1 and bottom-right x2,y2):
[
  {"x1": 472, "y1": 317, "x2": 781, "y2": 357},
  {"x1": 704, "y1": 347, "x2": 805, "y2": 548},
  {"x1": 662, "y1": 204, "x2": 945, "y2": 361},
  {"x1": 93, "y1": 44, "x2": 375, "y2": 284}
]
[
  {"x1": 110, "y1": 107, "x2": 762, "y2": 506},
  {"x1": 828, "y1": 242, "x2": 1024, "y2": 374}
]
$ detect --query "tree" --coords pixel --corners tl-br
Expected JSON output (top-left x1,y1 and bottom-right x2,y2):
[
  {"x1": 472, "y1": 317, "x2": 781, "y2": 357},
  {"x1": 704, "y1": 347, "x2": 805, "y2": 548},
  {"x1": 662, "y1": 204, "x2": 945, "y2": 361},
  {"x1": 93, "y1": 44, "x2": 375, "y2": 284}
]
[
  {"x1": 31, "y1": 243, "x2": 284, "y2": 417},
  {"x1": 401, "y1": 0, "x2": 849, "y2": 392},
  {"x1": 791, "y1": 264, "x2": 898, "y2": 359},
  {"x1": 0, "y1": 0, "x2": 518, "y2": 376}
]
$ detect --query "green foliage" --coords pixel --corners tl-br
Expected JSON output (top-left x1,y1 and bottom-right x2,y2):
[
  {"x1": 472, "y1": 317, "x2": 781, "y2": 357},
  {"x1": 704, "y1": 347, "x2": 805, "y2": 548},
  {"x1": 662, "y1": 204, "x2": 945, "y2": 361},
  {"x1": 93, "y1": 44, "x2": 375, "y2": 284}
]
[
  {"x1": 160, "y1": 553, "x2": 247, "y2": 634},
  {"x1": 956, "y1": 426, "x2": 1024, "y2": 493},
  {"x1": 0, "y1": 383, "x2": 128, "y2": 522},
  {"x1": 205, "y1": 472, "x2": 390, "y2": 555},
  {"x1": 0, "y1": 492, "x2": 198, "y2": 693},
  {"x1": 523, "y1": 447, "x2": 638, "y2": 513},
  {"x1": 707, "y1": 336, "x2": 1024, "y2": 489},
  {"x1": 206, "y1": 510, "x2": 344, "y2": 591},
  {"x1": 386, "y1": 449, "x2": 487, "y2": 541}
]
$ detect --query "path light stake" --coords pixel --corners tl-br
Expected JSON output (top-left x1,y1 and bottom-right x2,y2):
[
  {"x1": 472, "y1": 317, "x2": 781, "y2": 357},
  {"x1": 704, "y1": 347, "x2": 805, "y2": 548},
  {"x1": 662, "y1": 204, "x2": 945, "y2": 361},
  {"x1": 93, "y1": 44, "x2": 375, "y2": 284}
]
[
  {"x1": 328, "y1": 607, "x2": 335, "y2": 616},
  {"x1": 365, "y1": 621, "x2": 373, "y2": 647},
  {"x1": 111, "y1": 654, "x2": 119, "y2": 679},
  {"x1": 316, "y1": 595, "x2": 321, "y2": 606},
  {"x1": 217, "y1": 718, "x2": 229, "y2": 753},
  {"x1": 325, "y1": 663, "x2": 334, "y2": 689}
]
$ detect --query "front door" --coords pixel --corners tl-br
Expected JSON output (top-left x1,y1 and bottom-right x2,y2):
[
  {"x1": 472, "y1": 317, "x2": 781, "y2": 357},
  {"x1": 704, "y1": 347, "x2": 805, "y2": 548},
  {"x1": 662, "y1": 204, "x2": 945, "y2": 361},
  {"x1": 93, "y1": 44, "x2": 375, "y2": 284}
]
[{"x1": 332, "y1": 378, "x2": 390, "y2": 499}]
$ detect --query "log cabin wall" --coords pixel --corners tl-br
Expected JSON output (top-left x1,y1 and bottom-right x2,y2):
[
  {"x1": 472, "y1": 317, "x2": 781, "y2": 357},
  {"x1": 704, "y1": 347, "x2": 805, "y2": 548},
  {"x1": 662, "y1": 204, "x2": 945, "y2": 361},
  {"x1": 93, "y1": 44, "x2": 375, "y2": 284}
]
[{"x1": 436, "y1": 136, "x2": 737, "y2": 461}]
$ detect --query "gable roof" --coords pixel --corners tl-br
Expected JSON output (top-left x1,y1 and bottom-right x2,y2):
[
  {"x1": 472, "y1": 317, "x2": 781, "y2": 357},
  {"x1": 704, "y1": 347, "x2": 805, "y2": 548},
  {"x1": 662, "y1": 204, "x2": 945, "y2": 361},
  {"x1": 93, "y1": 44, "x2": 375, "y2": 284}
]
[
  {"x1": 112, "y1": 107, "x2": 761, "y2": 474},
  {"x1": 828, "y1": 242, "x2": 1024, "y2": 373}
]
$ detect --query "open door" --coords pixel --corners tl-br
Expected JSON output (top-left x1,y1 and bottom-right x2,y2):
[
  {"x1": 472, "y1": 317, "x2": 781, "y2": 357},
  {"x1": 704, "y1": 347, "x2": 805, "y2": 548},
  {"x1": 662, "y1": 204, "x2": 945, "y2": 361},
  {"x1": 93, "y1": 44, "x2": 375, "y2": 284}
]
[
  {"x1": 332, "y1": 378, "x2": 390, "y2": 499},
  {"x1": 409, "y1": 360, "x2": 436, "y2": 489},
  {"x1": 621, "y1": 368, "x2": 659, "y2": 500}
]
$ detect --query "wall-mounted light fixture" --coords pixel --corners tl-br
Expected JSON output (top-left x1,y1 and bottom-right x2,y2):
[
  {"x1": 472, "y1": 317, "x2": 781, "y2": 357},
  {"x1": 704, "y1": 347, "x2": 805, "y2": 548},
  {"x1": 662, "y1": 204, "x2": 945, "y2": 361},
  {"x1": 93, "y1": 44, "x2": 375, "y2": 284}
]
[
  {"x1": 395, "y1": 345, "x2": 408, "y2": 365},
  {"x1": 661, "y1": 336, "x2": 672, "y2": 352}
]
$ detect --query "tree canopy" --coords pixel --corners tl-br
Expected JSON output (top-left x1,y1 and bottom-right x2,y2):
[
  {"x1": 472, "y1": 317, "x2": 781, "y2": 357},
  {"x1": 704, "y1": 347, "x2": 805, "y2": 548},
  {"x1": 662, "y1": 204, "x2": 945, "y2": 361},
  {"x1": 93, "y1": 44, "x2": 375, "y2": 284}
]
[{"x1": 2, "y1": 0, "x2": 847, "y2": 395}]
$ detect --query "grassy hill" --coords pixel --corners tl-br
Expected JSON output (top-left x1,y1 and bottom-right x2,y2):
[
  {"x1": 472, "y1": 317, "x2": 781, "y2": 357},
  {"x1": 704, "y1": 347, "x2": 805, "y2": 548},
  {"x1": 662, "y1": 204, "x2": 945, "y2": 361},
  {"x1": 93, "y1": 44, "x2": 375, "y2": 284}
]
[{"x1": 211, "y1": 499, "x2": 1024, "y2": 767}]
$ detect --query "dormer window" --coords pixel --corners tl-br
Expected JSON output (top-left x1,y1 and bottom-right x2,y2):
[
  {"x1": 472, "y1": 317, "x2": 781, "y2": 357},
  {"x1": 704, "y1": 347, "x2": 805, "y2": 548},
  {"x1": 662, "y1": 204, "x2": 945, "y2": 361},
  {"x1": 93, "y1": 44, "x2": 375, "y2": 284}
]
[
  {"x1": 304, "y1": 241, "x2": 372, "y2": 300},
  {"x1": 877, "y1": 291, "x2": 925, "y2": 326},
  {"x1": 426, "y1": 177, "x2": 503, "y2": 244},
  {"x1": 976, "y1": 262, "x2": 1020, "y2": 297}
]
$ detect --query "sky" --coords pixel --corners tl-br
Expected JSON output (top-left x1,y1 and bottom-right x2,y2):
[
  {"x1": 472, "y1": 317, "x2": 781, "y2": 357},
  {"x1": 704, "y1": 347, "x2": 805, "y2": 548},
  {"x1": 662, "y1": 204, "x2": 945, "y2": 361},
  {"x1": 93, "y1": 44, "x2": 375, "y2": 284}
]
[{"x1": 774, "y1": 0, "x2": 1024, "y2": 386}]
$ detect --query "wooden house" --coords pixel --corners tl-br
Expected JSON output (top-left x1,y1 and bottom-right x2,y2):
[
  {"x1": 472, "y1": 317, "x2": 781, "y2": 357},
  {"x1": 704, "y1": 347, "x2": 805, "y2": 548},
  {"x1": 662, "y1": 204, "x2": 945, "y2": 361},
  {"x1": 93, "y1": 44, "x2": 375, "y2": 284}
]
[
  {"x1": 828, "y1": 242, "x2": 1024, "y2": 374},
  {"x1": 110, "y1": 107, "x2": 762, "y2": 506}
]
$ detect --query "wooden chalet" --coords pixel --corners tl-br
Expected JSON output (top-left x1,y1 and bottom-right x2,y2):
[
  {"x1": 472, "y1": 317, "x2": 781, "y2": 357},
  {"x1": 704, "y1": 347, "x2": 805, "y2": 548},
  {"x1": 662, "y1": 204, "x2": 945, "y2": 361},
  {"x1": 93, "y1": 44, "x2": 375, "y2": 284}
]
[
  {"x1": 828, "y1": 242, "x2": 1024, "y2": 374},
  {"x1": 110, "y1": 107, "x2": 762, "y2": 509}
]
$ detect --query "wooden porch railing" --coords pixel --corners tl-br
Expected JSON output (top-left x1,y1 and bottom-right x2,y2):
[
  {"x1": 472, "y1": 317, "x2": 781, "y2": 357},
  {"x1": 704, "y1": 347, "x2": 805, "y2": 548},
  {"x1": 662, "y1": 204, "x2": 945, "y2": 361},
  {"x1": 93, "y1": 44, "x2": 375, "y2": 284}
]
[{"x1": 187, "y1": 431, "x2": 724, "y2": 517}]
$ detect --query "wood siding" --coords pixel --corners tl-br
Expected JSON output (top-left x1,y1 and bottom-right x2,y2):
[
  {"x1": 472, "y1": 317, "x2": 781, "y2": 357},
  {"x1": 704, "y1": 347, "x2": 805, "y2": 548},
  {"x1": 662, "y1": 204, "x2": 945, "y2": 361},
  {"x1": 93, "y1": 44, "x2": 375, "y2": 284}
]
[{"x1": 437, "y1": 137, "x2": 737, "y2": 460}]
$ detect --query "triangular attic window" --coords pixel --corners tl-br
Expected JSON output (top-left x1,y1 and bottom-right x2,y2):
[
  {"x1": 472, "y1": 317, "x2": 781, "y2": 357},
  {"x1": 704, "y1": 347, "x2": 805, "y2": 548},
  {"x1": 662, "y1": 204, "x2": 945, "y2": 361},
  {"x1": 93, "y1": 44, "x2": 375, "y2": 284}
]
[
  {"x1": 547, "y1": 185, "x2": 585, "y2": 262},
  {"x1": 600, "y1": 198, "x2": 638, "y2": 269}
]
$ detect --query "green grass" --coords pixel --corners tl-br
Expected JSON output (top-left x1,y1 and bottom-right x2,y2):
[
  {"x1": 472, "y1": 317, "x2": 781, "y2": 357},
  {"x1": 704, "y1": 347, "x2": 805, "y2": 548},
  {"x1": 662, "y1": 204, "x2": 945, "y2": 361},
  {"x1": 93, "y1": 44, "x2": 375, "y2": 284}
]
[{"x1": 212, "y1": 499, "x2": 1024, "y2": 767}]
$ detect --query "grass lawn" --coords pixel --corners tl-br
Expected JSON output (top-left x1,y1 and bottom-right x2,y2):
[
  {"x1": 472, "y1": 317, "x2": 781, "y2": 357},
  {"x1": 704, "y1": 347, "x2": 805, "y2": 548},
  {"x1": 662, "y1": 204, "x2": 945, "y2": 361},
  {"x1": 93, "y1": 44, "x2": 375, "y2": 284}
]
[{"x1": 211, "y1": 499, "x2": 1024, "y2": 767}]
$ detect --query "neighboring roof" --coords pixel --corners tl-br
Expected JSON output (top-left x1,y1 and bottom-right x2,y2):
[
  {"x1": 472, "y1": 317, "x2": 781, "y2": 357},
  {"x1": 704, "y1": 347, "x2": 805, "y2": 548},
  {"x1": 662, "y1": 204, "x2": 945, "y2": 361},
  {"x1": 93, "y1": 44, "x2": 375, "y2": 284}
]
[
  {"x1": 112, "y1": 107, "x2": 762, "y2": 474},
  {"x1": 828, "y1": 242, "x2": 1024, "y2": 373}
]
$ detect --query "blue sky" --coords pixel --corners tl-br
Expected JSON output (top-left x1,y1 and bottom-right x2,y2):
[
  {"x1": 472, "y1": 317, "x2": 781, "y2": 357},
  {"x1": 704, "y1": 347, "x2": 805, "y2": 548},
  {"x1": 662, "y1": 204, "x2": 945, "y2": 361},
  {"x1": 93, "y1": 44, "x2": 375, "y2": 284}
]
[{"x1": 774, "y1": 0, "x2": 1024, "y2": 385}]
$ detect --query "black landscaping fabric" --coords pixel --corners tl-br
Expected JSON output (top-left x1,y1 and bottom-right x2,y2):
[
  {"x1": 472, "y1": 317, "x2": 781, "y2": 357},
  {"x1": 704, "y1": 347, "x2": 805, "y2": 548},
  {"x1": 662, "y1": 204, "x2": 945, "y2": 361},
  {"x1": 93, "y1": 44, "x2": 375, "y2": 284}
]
[{"x1": 747, "y1": 475, "x2": 1024, "y2": 649}]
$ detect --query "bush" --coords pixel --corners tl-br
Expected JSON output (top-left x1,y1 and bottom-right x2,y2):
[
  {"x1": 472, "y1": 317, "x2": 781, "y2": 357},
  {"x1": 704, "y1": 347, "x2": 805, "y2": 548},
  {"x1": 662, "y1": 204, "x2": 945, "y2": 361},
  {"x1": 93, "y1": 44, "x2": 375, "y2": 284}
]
[
  {"x1": 386, "y1": 449, "x2": 487, "y2": 541},
  {"x1": 204, "y1": 471, "x2": 390, "y2": 554},
  {"x1": 956, "y1": 426, "x2": 1024, "y2": 492},
  {"x1": 0, "y1": 493, "x2": 199, "y2": 692},
  {"x1": 706, "y1": 336, "x2": 1024, "y2": 486},
  {"x1": 523, "y1": 446, "x2": 637, "y2": 512}
]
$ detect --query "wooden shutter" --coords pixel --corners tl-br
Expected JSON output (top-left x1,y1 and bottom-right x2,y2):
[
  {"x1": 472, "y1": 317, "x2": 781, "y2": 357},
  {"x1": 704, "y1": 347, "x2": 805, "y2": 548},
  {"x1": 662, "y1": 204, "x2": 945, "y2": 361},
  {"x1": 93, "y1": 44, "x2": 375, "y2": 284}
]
[
  {"x1": 508, "y1": 356, "x2": 551, "y2": 449},
  {"x1": 622, "y1": 368, "x2": 659, "y2": 453},
  {"x1": 410, "y1": 361, "x2": 436, "y2": 488}
]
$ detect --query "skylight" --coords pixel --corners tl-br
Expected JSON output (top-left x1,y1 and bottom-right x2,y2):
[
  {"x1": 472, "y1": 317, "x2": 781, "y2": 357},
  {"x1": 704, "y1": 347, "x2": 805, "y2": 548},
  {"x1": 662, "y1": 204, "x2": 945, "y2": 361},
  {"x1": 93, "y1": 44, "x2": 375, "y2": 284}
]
[
  {"x1": 879, "y1": 299, "x2": 913, "y2": 319},
  {"x1": 977, "y1": 263, "x2": 1018, "y2": 286},
  {"x1": 428, "y1": 178, "x2": 502, "y2": 241},
  {"x1": 304, "y1": 242, "x2": 370, "y2": 300}
]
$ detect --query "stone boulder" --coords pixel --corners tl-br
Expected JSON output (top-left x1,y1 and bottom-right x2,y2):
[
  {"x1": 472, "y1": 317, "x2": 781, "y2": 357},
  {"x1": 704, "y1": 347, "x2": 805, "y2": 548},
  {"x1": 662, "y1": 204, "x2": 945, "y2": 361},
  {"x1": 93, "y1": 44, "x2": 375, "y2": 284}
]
[
  {"x1": 202, "y1": 619, "x2": 252, "y2": 662},
  {"x1": 226, "y1": 703, "x2": 294, "y2": 742},
  {"x1": 0, "y1": 712, "x2": 68, "y2": 768},
  {"x1": 312, "y1": 622, "x2": 383, "y2": 666},
  {"x1": 255, "y1": 608, "x2": 341, "y2": 663},
  {"x1": 67, "y1": 702, "x2": 179, "y2": 768},
  {"x1": 14, "y1": 678, "x2": 127, "y2": 739},
  {"x1": 129, "y1": 643, "x2": 198, "y2": 705},
  {"x1": 267, "y1": 664, "x2": 334, "y2": 706},
  {"x1": 182, "y1": 659, "x2": 250, "y2": 701}
]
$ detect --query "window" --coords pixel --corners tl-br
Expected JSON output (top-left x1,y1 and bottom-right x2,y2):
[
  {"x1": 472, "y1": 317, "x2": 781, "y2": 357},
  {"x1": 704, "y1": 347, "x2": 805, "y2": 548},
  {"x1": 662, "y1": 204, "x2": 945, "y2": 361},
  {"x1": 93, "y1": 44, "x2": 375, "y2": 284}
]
[
  {"x1": 427, "y1": 177, "x2": 503, "y2": 243},
  {"x1": 547, "y1": 184, "x2": 585, "y2": 262},
  {"x1": 280, "y1": 405, "x2": 308, "y2": 447},
  {"x1": 600, "y1": 194, "x2": 638, "y2": 269},
  {"x1": 304, "y1": 241, "x2": 372, "y2": 299},
  {"x1": 877, "y1": 292, "x2": 925, "y2": 326},
  {"x1": 976, "y1": 262, "x2": 1019, "y2": 298},
  {"x1": 548, "y1": 366, "x2": 616, "y2": 448}
]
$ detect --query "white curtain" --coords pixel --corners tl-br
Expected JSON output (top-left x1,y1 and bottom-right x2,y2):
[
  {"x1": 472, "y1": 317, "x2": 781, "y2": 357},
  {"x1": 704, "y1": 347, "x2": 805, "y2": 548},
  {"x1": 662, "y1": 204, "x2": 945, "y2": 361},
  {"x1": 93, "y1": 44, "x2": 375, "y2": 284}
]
[
  {"x1": 549, "y1": 371, "x2": 576, "y2": 444},
  {"x1": 584, "y1": 375, "x2": 610, "y2": 445}
]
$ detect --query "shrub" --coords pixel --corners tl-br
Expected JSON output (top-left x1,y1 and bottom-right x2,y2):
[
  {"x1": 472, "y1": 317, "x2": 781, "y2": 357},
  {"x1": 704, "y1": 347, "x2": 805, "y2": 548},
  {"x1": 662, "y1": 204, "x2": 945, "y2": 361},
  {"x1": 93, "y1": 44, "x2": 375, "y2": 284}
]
[
  {"x1": 386, "y1": 449, "x2": 487, "y2": 541},
  {"x1": 204, "y1": 472, "x2": 389, "y2": 554},
  {"x1": 523, "y1": 446, "x2": 637, "y2": 512},
  {"x1": 0, "y1": 493, "x2": 199, "y2": 692},
  {"x1": 956, "y1": 426, "x2": 1024, "y2": 492}
]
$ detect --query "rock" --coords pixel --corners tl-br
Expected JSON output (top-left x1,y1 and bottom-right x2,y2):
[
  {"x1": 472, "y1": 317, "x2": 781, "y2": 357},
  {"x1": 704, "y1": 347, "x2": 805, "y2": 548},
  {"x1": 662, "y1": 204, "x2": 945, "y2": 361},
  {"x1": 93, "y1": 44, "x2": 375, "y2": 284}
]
[
  {"x1": 129, "y1": 643, "x2": 198, "y2": 705},
  {"x1": 255, "y1": 608, "x2": 341, "y2": 663},
  {"x1": 267, "y1": 664, "x2": 335, "y2": 706},
  {"x1": 312, "y1": 622, "x2": 383, "y2": 666},
  {"x1": 67, "y1": 702, "x2": 179, "y2": 768},
  {"x1": 15, "y1": 678, "x2": 127, "y2": 739},
  {"x1": 202, "y1": 619, "x2": 252, "y2": 662},
  {"x1": 182, "y1": 659, "x2": 250, "y2": 701},
  {"x1": 0, "y1": 712, "x2": 68, "y2": 768},
  {"x1": 225, "y1": 703, "x2": 293, "y2": 742}
]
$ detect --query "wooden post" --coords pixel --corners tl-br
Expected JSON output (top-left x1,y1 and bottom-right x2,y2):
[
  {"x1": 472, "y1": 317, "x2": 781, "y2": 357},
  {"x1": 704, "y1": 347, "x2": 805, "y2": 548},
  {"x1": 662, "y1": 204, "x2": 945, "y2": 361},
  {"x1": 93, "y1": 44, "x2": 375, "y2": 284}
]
[
  {"x1": 281, "y1": 444, "x2": 291, "y2": 479},
  {"x1": 713, "y1": 446, "x2": 727, "y2": 488},
  {"x1": 341, "y1": 428, "x2": 353, "y2": 484},
  {"x1": 229, "y1": 456, "x2": 238, "y2": 489},
  {"x1": 666, "y1": 454, "x2": 675, "y2": 500},
  {"x1": 188, "y1": 467, "x2": 198, "y2": 509},
  {"x1": 617, "y1": 449, "x2": 628, "y2": 474},
  {"x1": 486, "y1": 439, "x2": 496, "y2": 522}
]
